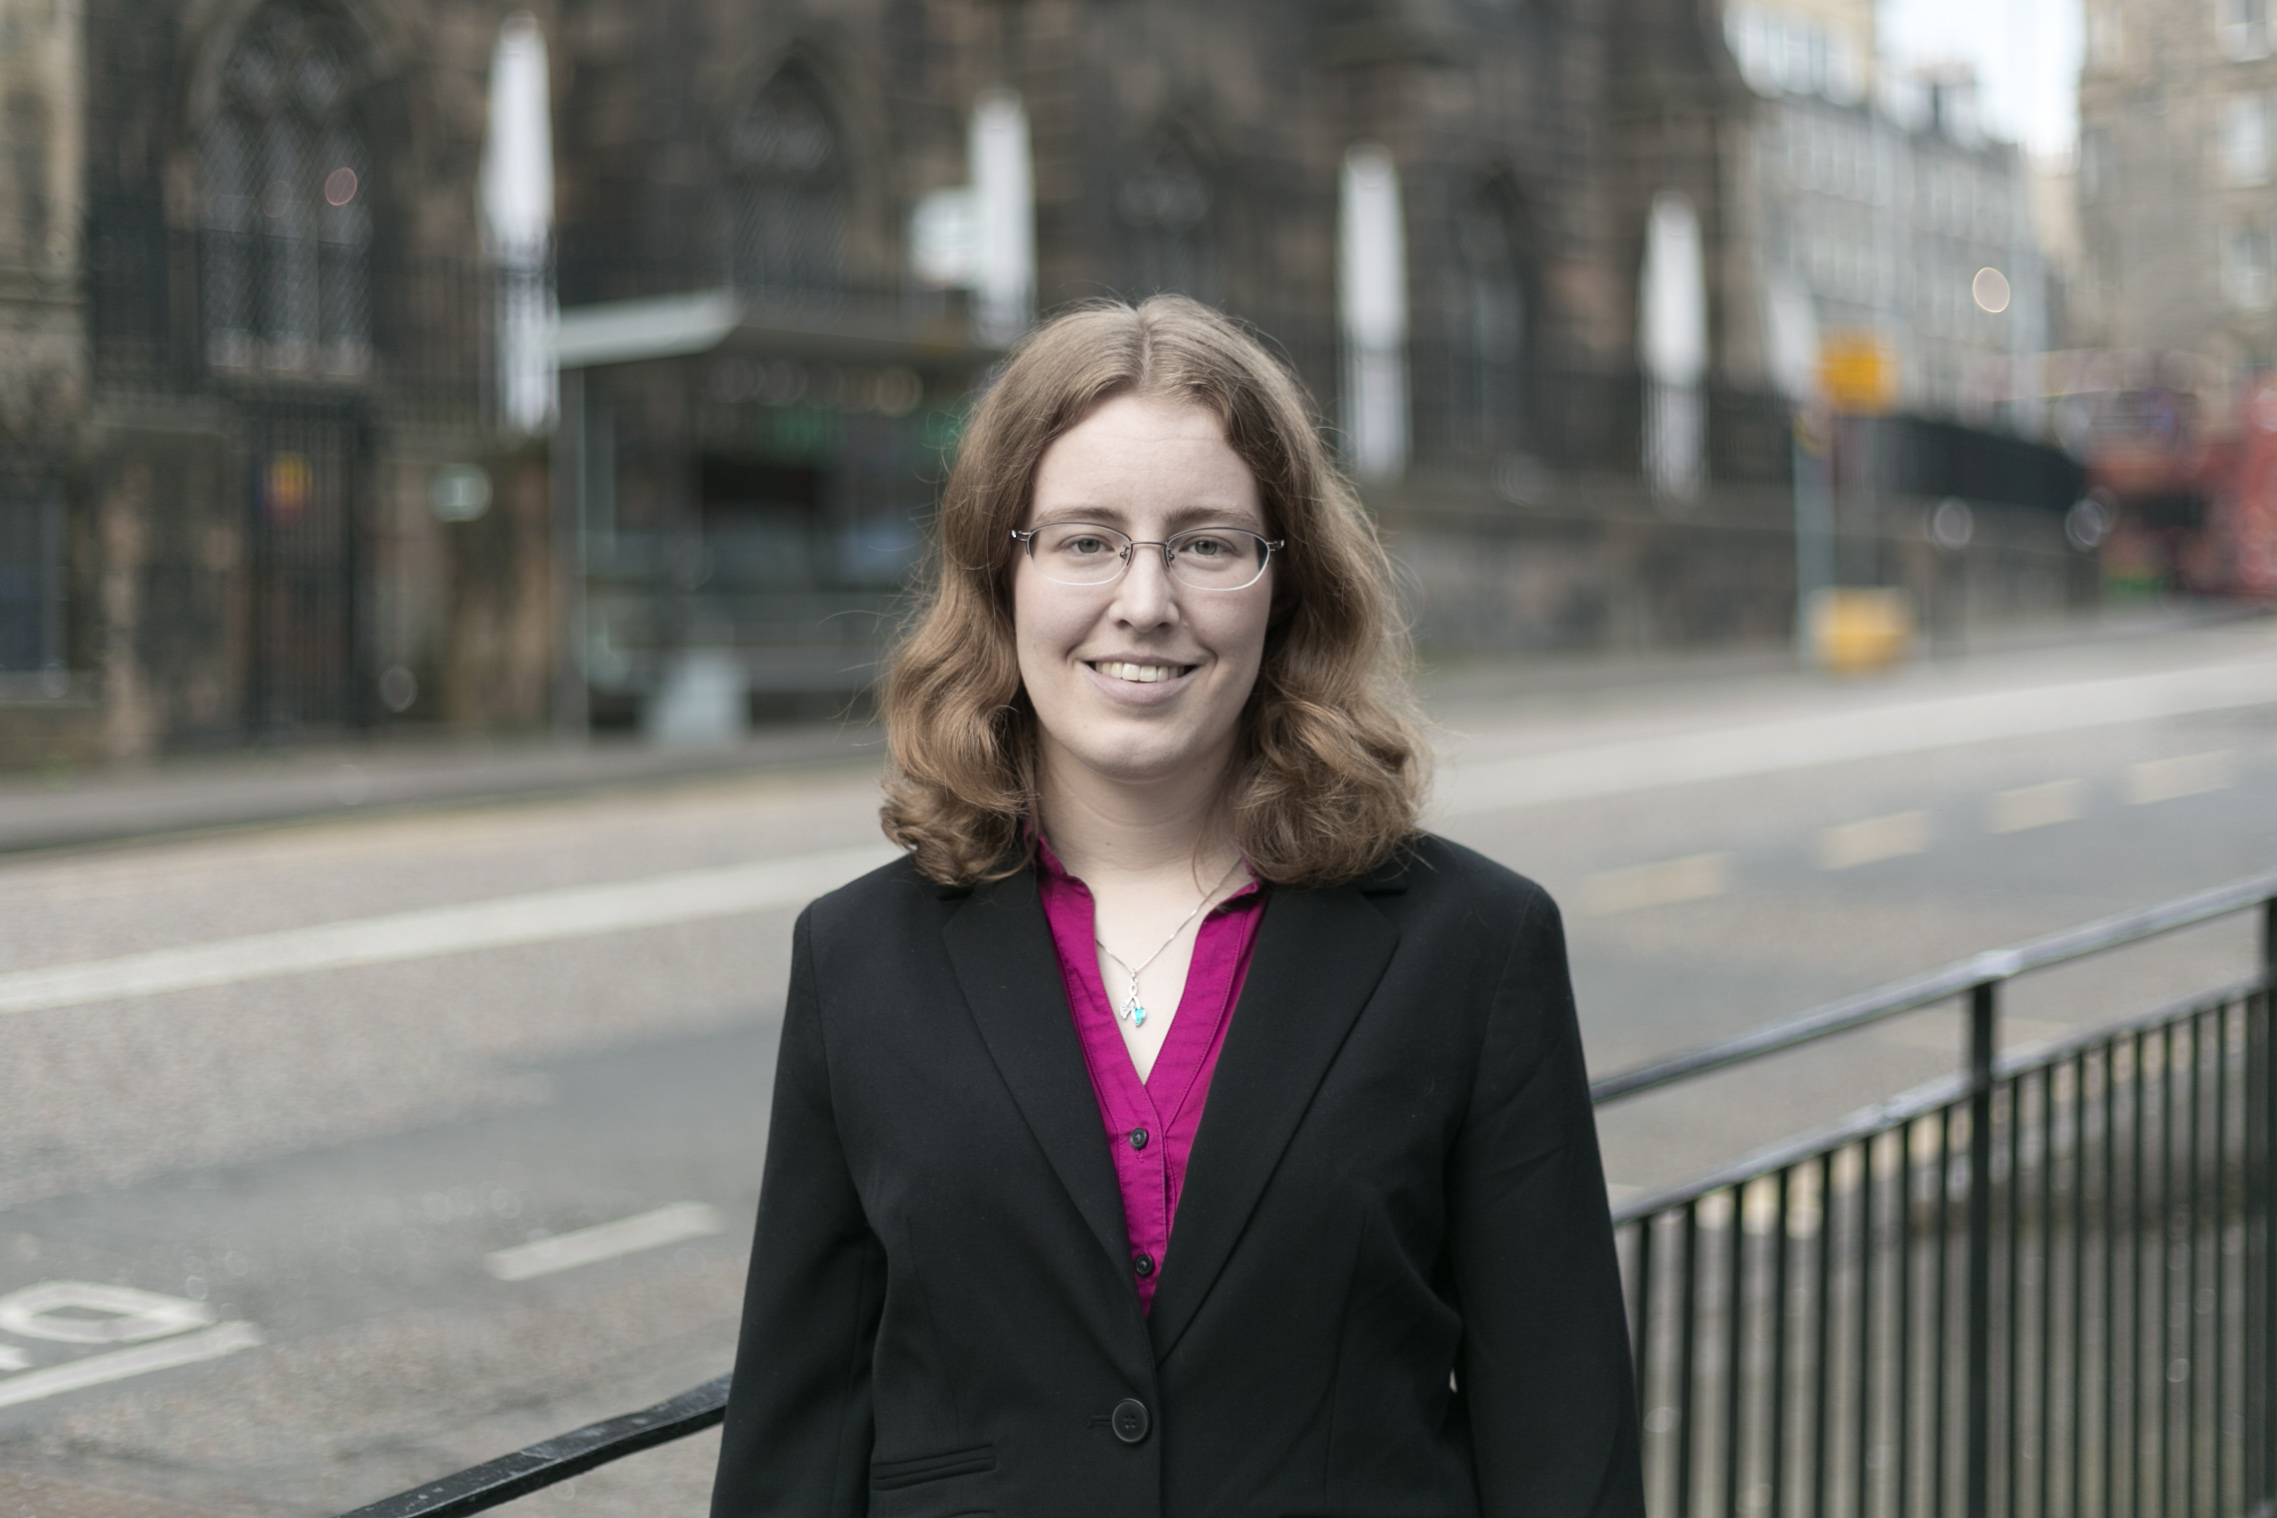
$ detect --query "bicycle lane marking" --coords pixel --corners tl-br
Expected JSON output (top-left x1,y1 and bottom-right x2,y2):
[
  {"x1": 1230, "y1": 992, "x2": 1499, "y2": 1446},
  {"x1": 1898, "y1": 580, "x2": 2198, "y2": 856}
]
[{"x1": 0, "y1": 1281, "x2": 261, "y2": 1411}]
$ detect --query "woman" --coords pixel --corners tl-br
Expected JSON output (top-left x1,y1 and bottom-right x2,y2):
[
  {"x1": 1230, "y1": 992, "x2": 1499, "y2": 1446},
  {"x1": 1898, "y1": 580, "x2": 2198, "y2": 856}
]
[{"x1": 711, "y1": 296, "x2": 1641, "y2": 1518}]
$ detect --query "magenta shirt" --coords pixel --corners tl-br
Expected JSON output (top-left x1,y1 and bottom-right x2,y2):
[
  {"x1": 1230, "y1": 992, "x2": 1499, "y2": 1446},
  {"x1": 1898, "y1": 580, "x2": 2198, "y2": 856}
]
[{"x1": 1035, "y1": 842, "x2": 1266, "y2": 1313}]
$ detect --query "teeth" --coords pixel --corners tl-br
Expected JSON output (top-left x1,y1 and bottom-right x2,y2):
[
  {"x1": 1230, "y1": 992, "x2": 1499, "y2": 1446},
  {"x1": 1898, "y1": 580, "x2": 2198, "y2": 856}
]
[{"x1": 1097, "y1": 661, "x2": 1182, "y2": 684}]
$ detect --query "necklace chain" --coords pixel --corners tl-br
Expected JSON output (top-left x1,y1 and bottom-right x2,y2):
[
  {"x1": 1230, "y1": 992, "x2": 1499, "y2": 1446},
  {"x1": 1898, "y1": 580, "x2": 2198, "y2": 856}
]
[{"x1": 1094, "y1": 857, "x2": 1245, "y2": 1030}]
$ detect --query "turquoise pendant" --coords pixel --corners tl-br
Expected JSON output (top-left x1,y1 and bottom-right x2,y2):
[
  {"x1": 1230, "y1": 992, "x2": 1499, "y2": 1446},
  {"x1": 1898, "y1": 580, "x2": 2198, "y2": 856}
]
[{"x1": 1129, "y1": 1002, "x2": 1147, "y2": 1028}]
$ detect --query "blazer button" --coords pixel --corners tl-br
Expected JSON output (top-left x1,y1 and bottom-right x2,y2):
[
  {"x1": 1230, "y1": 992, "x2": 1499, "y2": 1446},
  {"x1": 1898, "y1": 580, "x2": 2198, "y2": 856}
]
[
  {"x1": 1133, "y1": 1252, "x2": 1155, "y2": 1277},
  {"x1": 1128, "y1": 1127, "x2": 1149, "y2": 1150},
  {"x1": 1111, "y1": 1397, "x2": 1150, "y2": 1444}
]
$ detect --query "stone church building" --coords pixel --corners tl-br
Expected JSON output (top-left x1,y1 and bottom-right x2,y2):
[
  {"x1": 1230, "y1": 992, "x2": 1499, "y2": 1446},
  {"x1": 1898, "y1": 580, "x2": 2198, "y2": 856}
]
[{"x1": 0, "y1": 0, "x2": 1797, "y2": 762}]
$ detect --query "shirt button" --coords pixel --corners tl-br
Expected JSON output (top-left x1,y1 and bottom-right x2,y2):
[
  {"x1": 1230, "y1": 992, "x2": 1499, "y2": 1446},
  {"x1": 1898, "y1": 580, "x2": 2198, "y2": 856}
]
[
  {"x1": 1111, "y1": 1397, "x2": 1150, "y2": 1443},
  {"x1": 1133, "y1": 1252, "x2": 1155, "y2": 1278},
  {"x1": 1128, "y1": 1127, "x2": 1149, "y2": 1150}
]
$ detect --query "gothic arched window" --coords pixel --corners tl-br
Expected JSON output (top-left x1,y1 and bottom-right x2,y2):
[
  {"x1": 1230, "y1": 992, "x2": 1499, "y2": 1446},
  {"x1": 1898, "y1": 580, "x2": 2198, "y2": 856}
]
[
  {"x1": 202, "y1": 3, "x2": 372, "y2": 378},
  {"x1": 725, "y1": 69, "x2": 850, "y2": 301},
  {"x1": 1449, "y1": 181, "x2": 1528, "y2": 456},
  {"x1": 1118, "y1": 134, "x2": 1215, "y2": 301}
]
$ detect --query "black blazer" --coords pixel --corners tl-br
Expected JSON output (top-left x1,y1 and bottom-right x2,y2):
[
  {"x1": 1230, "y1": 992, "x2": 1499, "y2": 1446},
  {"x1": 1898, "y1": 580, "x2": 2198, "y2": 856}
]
[{"x1": 711, "y1": 833, "x2": 1643, "y2": 1518}]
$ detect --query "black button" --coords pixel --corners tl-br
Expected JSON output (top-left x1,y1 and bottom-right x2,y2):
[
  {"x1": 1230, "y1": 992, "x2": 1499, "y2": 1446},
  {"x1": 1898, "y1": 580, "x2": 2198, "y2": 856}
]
[
  {"x1": 1128, "y1": 1127, "x2": 1149, "y2": 1150},
  {"x1": 1111, "y1": 1397, "x2": 1150, "y2": 1443},
  {"x1": 1133, "y1": 1252, "x2": 1155, "y2": 1278}
]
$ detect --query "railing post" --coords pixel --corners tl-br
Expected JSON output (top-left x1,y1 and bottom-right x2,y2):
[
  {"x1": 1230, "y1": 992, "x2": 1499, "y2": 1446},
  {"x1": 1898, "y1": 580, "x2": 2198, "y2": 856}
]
[
  {"x1": 2254, "y1": 896, "x2": 2277, "y2": 1508},
  {"x1": 1966, "y1": 978, "x2": 1998, "y2": 1518},
  {"x1": 2264, "y1": 895, "x2": 2276, "y2": 991}
]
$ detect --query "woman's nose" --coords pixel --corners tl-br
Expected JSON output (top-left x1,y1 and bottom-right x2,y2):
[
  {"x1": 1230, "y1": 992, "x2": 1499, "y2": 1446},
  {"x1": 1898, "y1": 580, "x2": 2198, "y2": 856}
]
[{"x1": 1109, "y1": 545, "x2": 1178, "y2": 624}]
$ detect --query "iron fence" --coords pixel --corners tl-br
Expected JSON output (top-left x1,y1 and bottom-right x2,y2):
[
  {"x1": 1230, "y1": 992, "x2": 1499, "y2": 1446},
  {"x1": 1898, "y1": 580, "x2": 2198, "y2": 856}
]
[{"x1": 339, "y1": 868, "x2": 2277, "y2": 1518}]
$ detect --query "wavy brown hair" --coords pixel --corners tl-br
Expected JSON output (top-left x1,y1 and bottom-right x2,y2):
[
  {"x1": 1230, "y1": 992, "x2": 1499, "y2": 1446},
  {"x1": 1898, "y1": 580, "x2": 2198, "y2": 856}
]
[{"x1": 879, "y1": 295, "x2": 1426, "y2": 888}]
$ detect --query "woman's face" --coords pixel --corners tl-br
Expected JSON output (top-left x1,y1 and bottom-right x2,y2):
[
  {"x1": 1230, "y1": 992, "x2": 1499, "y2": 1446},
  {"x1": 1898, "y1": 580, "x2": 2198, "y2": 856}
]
[{"x1": 1012, "y1": 392, "x2": 1276, "y2": 796}]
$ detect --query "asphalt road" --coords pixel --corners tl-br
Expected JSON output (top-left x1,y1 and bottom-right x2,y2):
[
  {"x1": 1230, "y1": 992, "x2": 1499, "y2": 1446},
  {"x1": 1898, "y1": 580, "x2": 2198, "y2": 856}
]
[{"x1": 4, "y1": 614, "x2": 2275, "y2": 1517}]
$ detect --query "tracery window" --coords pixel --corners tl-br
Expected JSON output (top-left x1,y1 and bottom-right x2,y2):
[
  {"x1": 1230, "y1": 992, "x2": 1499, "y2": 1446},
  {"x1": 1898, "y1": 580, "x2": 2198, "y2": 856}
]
[
  {"x1": 1448, "y1": 182, "x2": 1528, "y2": 457},
  {"x1": 1118, "y1": 134, "x2": 1216, "y2": 301},
  {"x1": 202, "y1": 3, "x2": 372, "y2": 378},
  {"x1": 725, "y1": 69, "x2": 850, "y2": 300}
]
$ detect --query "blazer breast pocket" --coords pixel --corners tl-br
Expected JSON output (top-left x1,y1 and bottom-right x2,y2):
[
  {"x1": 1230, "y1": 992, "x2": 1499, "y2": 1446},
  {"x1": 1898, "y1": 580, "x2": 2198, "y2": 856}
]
[{"x1": 870, "y1": 1442, "x2": 996, "y2": 1491}]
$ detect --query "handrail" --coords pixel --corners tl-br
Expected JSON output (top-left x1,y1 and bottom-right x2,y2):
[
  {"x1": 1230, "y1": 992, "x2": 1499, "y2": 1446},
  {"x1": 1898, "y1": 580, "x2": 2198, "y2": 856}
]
[
  {"x1": 336, "y1": 1375, "x2": 730, "y2": 1518},
  {"x1": 1607, "y1": 970, "x2": 2271, "y2": 1225},
  {"x1": 1588, "y1": 865, "x2": 2277, "y2": 1104}
]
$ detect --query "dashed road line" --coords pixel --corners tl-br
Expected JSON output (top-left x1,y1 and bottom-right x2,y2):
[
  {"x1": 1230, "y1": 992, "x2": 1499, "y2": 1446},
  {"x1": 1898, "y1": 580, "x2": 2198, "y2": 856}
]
[
  {"x1": 1816, "y1": 811, "x2": 1933, "y2": 870},
  {"x1": 485, "y1": 1202, "x2": 725, "y2": 1282},
  {"x1": 0, "y1": 843, "x2": 896, "y2": 1017},
  {"x1": 2125, "y1": 750, "x2": 2235, "y2": 805},
  {"x1": 1985, "y1": 778, "x2": 2088, "y2": 834},
  {"x1": 1580, "y1": 853, "x2": 1731, "y2": 915}
]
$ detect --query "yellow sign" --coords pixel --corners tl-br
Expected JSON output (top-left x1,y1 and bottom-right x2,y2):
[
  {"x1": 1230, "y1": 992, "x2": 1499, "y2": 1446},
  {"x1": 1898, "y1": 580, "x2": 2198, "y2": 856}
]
[
  {"x1": 1807, "y1": 586, "x2": 1915, "y2": 674},
  {"x1": 264, "y1": 453, "x2": 312, "y2": 525},
  {"x1": 1819, "y1": 329, "x2": 1897, "y2": 415}
]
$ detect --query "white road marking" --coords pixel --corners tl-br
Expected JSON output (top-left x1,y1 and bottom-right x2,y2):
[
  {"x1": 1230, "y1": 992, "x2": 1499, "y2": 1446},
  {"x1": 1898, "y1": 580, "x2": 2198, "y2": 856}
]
[
  {"x1": 1435, "y1": 657, "x2": 2277, "y2": 817},
  {"x1": 485, "y1": 1202, "x2": 725, "y2": 1282},
  {"x1": 1816, "y1": 811, "x2": 1933, "y2": 870},
  {"x1": 0, "y1": 843, "x2": 896, "y2": 1017},
  {"x1": 2126, "y1": 750, "x2": 2236, "y2": 805},
  {"x1": 1580, "y1": 853, "x2": 1731, "y2": 915},
  {"x1": 0, "y1": 1321, "x2": 262, "y2": 1410},
  {"x1": 0, "y1": 1280, "x2": 214, "y2": 1344},
  {"x1": 1985, "y1": 778, "x2": 2088, "y2": 834}
]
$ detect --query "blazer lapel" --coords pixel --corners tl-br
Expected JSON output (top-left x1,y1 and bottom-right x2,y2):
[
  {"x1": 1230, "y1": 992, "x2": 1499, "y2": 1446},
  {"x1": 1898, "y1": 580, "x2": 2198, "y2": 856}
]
[
  {"x1": 1148, "y1": 878, "x2": 1400, "y2": 1358},
  {"x1": 942, "y1": 868, "x2": 1131, "y2": 1270}
]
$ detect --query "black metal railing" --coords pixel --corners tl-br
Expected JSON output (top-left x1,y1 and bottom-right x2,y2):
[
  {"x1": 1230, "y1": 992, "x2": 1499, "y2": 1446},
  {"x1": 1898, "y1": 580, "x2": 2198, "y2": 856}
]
[
  {"x1": 340, "y1": 868, "x2": 2277, "y2": 1517},
  {"x1": 1616, "y1": 966, "x2": 2276, "y2": 1517}
]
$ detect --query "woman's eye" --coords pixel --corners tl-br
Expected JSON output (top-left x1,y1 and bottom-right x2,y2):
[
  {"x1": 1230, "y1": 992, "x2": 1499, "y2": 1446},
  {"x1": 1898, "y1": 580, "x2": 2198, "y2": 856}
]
[
  {"x1": 1181, "y1": 536, "x2": 1231, "y2": 559},
  {"x1": 1063, "y1": 536, "x2": 1109, "y2": 555}
]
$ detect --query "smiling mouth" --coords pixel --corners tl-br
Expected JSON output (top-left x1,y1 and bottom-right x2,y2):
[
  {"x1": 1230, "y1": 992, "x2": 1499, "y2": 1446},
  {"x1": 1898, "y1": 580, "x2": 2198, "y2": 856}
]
[{"x1": 1090, "y1": 660, "x2": 1196, "y2": 685}]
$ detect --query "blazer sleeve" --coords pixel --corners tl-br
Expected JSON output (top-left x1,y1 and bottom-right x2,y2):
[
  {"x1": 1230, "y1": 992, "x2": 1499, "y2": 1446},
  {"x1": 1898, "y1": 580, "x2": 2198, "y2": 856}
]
[
  {"x1": 711, "y1": 907, "x2": 885, "y2": 1518},
  {"x1": 1450, "y1": 884, "x2": 1646, "y2": 1518}
]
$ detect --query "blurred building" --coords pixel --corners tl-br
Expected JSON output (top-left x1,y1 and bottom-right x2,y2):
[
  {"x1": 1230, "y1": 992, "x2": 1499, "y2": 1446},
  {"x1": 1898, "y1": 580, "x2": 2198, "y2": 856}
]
[
  {"x1": 1720, "y1": 0, "x2": 2052, "y2": 430},
  {"x1": 0, "y1": 0, "x2": 550, "y2": 765},
  {"x1": 2066, "y1": 0, "x2": 2277, "y2": 596},
  {"x1": 1739, "y1": 67, "x2": 2048, "y2": 425},
  {"x1": 0, "y1": 0, "x2": 2096, "y2": 764},
  {"x1": 1708, "y1": 0, "x2": 2086, "y2": 622},
  {"x1": 2075, "y1": 0, "x2": 2276, "y2": 362}
]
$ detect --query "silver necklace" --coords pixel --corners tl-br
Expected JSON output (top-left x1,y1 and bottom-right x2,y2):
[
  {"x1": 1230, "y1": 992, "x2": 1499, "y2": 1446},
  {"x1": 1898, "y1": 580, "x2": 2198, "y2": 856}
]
[{"x1": 1094, "y1": 858, "x2": 1245, "y2": 1029}]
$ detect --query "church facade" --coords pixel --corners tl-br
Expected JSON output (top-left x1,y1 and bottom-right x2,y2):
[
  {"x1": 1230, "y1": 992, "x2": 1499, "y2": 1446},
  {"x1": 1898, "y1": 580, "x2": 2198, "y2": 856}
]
[{"x1": 2, "y1": 0, "x2": 1775, "y2": 763}]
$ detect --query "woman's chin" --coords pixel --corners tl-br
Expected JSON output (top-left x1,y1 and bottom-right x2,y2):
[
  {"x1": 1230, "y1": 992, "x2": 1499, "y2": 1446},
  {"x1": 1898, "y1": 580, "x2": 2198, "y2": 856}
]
[{"x1": 1055, "y1": 725, "x2": 1232, "y2": 791}]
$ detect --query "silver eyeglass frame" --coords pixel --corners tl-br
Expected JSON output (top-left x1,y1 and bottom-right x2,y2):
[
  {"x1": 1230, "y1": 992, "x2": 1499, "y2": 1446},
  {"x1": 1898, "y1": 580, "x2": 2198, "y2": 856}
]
[{"x1": 1007, "y1": 522, "x2": 1286, "y2": 591}]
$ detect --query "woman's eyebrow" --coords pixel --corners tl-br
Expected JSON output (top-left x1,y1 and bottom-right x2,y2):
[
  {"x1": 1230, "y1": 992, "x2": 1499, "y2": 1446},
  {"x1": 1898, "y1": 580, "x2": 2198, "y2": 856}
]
[
  {"x1": 1161, "y1": 504, "x2": 1265, "y2": 530},
  {"x1": 1028, "y1": 503, "x2": 1266, "y2": 531},
  {"x1": 1027, "y1": 504, "x2": 1133, "y2": 526}
]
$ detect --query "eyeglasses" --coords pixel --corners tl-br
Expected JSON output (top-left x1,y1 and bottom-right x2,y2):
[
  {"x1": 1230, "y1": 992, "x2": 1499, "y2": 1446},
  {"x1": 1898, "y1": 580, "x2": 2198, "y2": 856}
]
[{"x1": 1009, "y1": 522, "x2": 1284, "y2": 591}]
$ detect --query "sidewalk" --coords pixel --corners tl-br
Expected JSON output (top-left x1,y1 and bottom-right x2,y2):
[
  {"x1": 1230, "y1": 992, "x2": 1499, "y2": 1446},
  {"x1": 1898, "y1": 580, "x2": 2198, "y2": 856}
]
[
  {"x1": 4, "y1": 603, "x2": 2264, "y2": 857},
  {"x1": 0, "y1": 721, "x2": 885, "y2": 856}
]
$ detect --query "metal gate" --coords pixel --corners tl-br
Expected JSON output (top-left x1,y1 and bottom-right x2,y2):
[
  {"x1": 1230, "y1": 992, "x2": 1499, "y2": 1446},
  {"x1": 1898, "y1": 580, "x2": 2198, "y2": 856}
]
[{"x1": 247, "y1": 407, "x2": 367, "y2": 735}]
